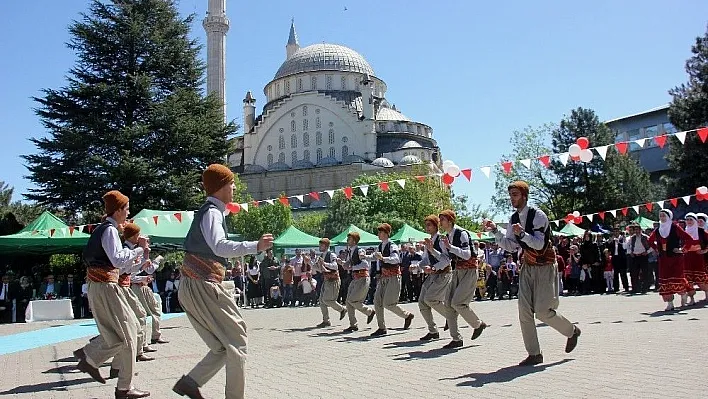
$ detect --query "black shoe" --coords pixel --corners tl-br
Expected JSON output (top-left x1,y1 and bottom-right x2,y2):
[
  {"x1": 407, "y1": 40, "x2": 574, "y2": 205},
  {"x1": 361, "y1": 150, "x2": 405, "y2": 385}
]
[
  {"x1": 343, "y1": 326, "x2": 359, "y2": 333},
  {"x1": 367, "y1": 311, "x2": 375, "y2": 324},
  {"x1": 136, "y1": 354, "x2": 155, "y2": 362},
  {"x1": 419, "y1": 332, "x2": 440, "y2": 341},
  {"x1": 565, "y1": 326, "x2": 581, "y2": 353},
  {"x1": 442, "y1": 340, "x2": 463, "y2": 349},
  {"x1": 77, "y1": 359, "x2": 106, "y2": 384},
  {"x1": 151, "y1": 338, "x2": 169, "y2": 345},
  {"x1": 109, "y1": 368, "x2": 119, "y2": 379},
  {"x1": 173, "y1": 375, "x2": 204, "y2": 399},
  {"x1": 471, "y1": 322, "x2": 487, "y2": 340},
  {"x1": 518, "y1": 354, "x2": 544, "y2": 366},
  {"x1": 115, "y1": 388, "x2": 151, "y2": 398},
  {"x1": 370, "y1": 328, "x2": 387, "y2": 337},
  {"x1": 339, "y1": 309, "x2": 347, "y2": 320},
  {"x1": 73, "y1": 348, "x2": 86, "y2": 362},
  {"x1": 403, "y1": 314, "x2": 414, "y2": 330},
  {"x1": 443, "y1": 321, "x2": 449, "y2": 331},
  {"x1": 143, "y1": 346, "x2": 157, "y2": 353},
  {"x1": 316, "y1": 321, "x2": 331, "y2": 328}
]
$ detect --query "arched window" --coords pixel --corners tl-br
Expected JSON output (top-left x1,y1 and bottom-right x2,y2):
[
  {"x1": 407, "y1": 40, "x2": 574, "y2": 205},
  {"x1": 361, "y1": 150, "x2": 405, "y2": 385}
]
[
  {"x1": 303, "y1": 132, "x2": 310, "y2": 147},
  {"x1": 316, "y1": 117, "x2": 321, "y2": 129},
  {"x1": 276, "y1": 83, "x2": 281, "y2": 97},
  {"x1": 316, "y1": 131, "x2": 322, "y2": 146},
  {"x1": 291, "y1": 120, "x2": 296, "y2": 132},
  {"x1": 311, "y1": 76, "x2": 317, "y2": 90},
  {"x1": 329, "y1": 147, "x2": 336, "y2": 158},
  {"x1": 326, "y1": 75, "x2": 333, "y2": 90},
  {"x1": 279, "y1": 135, "x2": 285, "y2": 150},
  {"x1": 316, "y1": 148, "x2": 323, "y2": 162},
  {"x1": 328, "y1": 129, "x2": 335, "y2": 145},
  {"x1": 267, "y1": 154, "x2": 273, "y2": 166},
  {"x1": 285, "y1": 80, "x2": 291, "y2": 94},
  {"x1": 341, "y1": 76, "x2": 347, "y2": 90},
  {"x1": 297, "y1": 78, "x2": 303, "y2": 91},
  {"x1": 291, "y1": 134, "x2": 297, "y2": 148},
  {"x1": 278, "y1": 152, "x2": 285, "y2": 163},
  {"x1": 303, "y1": 149, "x2": 310, "y2": 161},
  {"x1": 302, "y1": 106, "x2": 308, "y2": 117},
  {"x1": 342, "y1": 145, "x2": 349, "y2": 158},
  {"x1": 291, "y1": 151, "x2": 297, "y2": 164},
  {"x1": 303, "y1": 119, "x2": 308, "y2": 131}
]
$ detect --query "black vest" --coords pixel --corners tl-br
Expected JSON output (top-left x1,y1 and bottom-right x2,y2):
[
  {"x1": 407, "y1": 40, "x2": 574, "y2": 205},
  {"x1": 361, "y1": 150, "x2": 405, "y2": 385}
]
[
  {"x1": 655, "y1": 224, "x2": 681, "y2": 257},
  {"x1": 427, "y1": 235, "x2": 443, "y2": 265},
  {"x1": 83, "y1": 221, "x2": 112, "y2": 268},
  {"x1": 378, "y1": 241, "x2": 397, "y2": 269},
  {"x1": 184, "y1": 201, "x2": 229, "y2": 266},
  {"x1": 350, "y1": 247, "x2": 361, "y2": 266},
  {"x1": 448, "y1": 227, "x2": 475, "y2": 267},
  {"x1": 510, "y1": 207, "x2": 552, "y2": 251},
  {"x1": 322, "y1": 251, "x2": 333, "y2": 264}
]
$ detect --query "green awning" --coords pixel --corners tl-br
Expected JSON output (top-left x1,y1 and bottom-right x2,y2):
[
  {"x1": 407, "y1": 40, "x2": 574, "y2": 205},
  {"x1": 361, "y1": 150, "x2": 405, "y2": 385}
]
[
  {"x1": 559, "y1": 223, "x2": 586, "y2": 237},
  {"x1": 331, "y1": 224, "x2": 380, "y2": 246},
  {"x1": 132, "y1": 209, "x2": 242, "y2": 249},
  {"x1": 633, "y1": 216, "x2": 657, "y2": 231},
  {"x1": 390, "y1": 224, "x2": 428, "y2": 244},
  {"x1": 273, "y1": 226, "x2": 322, "y2": 249},
  {"x1": 0, "y1": 211, "x2": 89, "y2": 255}
]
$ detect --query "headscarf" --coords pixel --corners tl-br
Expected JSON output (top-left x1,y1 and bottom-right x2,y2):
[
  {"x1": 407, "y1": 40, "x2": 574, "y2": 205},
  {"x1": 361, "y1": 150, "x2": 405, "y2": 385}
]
[
  {"x1": 659, "y1": 209, "x2": 673, "y2": 238},
  {"x1": 685, "y1": 213, "x2": 699, "y2": 240},
  {"x1": 696, "y1": 213, "x2": 708, "y2": 231}
]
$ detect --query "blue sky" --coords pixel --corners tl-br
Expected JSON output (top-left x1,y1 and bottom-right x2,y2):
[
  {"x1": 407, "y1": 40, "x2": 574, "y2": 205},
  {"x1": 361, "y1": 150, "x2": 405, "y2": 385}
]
[{"x1": 1, "y1": 0, "x2": 707, "y2": 211}]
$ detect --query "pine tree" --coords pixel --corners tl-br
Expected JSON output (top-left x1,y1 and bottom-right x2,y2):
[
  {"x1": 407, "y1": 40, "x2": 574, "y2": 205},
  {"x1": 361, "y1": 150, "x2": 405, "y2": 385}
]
[{"x1": 23, "y1": 0, "x2": 235, "y2": 215}]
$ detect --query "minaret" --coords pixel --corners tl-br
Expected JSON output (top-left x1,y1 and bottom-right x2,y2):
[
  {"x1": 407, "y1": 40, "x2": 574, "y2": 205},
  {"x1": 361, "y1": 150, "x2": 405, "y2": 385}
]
[
  {"x1": 203, "y1": 0, "x2": 229, "y2": 119},
  {"x1": 243, "y1": 91, "x2": 256, "y2": 134},
  {"x1": 286, "y1": 19, "x2": 300, "y2": 60}
]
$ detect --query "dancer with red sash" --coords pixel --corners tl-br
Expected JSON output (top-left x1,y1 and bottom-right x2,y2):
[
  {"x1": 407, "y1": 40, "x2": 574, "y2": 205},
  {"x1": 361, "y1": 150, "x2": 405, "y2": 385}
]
[
  {"x1": 339, "y1": 232, "x2": 375, "y2": 332},
  {"x1": 648, "y1": 209, "x2": 692, "y2": 311},
  {"x1": 682, "y1": 213, "x2": 708, "y2": 304}
]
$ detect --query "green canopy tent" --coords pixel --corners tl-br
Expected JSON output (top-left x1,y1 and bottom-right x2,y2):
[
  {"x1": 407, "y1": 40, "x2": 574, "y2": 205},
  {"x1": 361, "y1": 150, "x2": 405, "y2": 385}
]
[
  {"x1": 471, "y1": 231, "x2": 496, "y2": 243},
  {"x1": 632, "y1": 216, "x2": 657, "y2": 231},
  {"x1": 132, "y1": 209, "x2": 242, "y2": 250},
  {"x1": 558, "y1": 223, "x2": 586, "y2": 237},
  {"x1": 390, "y1": 224, "x2": 428, "y2": 244},
  {"x1": 332, "y1": 224, "x2": 380, "y2": 246},
  {"x1": 0, "y1": 211, "x2": 90, "y2": 255},
  {"x1": 273, "y1": 226, "x2": 322, "y2": 249}
]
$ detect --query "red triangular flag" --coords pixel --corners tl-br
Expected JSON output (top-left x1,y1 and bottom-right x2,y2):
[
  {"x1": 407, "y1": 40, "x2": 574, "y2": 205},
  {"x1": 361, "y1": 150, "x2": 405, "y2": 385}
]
[
  {"x1": 173, "y1": 212, "x2": 182, "y2": 223},
  {"x1": 69, "y1": 226, "x2": 76, "y2": 236},
  {"x1": 309, "y1": 191, "x2": 320, "y2": 201},
  {"x1": 379, "y1": 182, "x2": 389, "y2": 192},
  {"x1": 670, "y1": 198, "x2": 678, "y2": 207},
  {"x1": 538, "y1": 155, "x2": 551, "y2": 168},
  {"x1": 477, "y1": 232, "x2": 483, "y2": 238},
  {"x1": 655, "y1": 135, "x2": 667, "y2": 148},
  {"x1": 50, "y1": 229, "x2": 56, "y2": 237},
  {"x1": 461, "y1": 169, "x2": 472, "y2": 181},
  {"x1": 645, "y1": 202, "x2": 653, "y2": 212},
  {"x1": 615, "y1": 142, "x2": 628, "y2": 155},
  {"x1": 415, "y1": 175, "x2": 425, "y2": 182},
  {"x1": 501, "y1": 161, "x2": 513, "y2": 175},
  {"x1": 698, "y1": 127, "x2": 708, "y2": 143},
  {"x1": 621, "y1": 207, "x2": 628, "y2": 216},
  {"x1": 598, "y1": 211, "x2": 605, "y2": 221},
  {"x1": 152, "y1": 215, "x2": 159, "y2": 225},
  {"x1": 278, "y1": 197, "x2": 290, "y2": 206},
  {"x1": 88, "y1": 224, "x2": 95, "y2": 233},
  {"x1": 343, "y1": 187, "x2": 354, "y2": 199},
  {"x1": 251, "y1": 200, "x2": 259, "y2": 208}
]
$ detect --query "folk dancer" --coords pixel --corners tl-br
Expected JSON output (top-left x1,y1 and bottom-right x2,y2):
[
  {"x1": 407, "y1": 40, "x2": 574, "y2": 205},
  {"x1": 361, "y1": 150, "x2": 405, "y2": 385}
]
[
  {"x1": 369, "y1": 223, "x2": 415, "y2": 337},
  {"x1": 73, "y1": 190, "x2": 151, "y2": 399},
  {"x1": 338, "y1": 232, "x2": 376, "y2": 332},
  {"x1": 648, "y1": 209, "x2": 693, "y2": 311},
  {"x1": 697, "y1": 213, "x2": 708, "y2": 276},
  {"x1": 439, "y1": 210, "x2": 487, "y2": 349},
  {"x1": 315, "y1": 238, "x2": 347, "y2": 327},
  {"x1": 485, "y1": 181, "x2": 581, "y2": 366},
  {"x1": 172, "y1": 164, "x2": 273, "y2": 399},
  {"x1": 683, "y1": 213, "x2": 708, "y2": 304}
]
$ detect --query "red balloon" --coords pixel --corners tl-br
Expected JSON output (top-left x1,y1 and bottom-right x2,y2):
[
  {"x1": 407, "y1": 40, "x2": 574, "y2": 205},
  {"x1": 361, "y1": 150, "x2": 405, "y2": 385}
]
[
  {"x1": 565, "y1": 214, "x2": 575, "y2": 223},
  {"x1": 570, "y1": 155, "x2": 580, "y2": 162},
  {"x1": 697, "y1": 192, "x2": 705, "y2": 201},
  {"x1": 226, "y1": 202, "x2": 241, "y2": 214},
  {"x1": 577, "y1": 137, "x2": 590, "y2": 150},
  {"x1": 442, "y1": 173, "x2": 455, "y2": 185},
  {"x1": 574, "y1": 216, "x2": 583, "y2": 224}
]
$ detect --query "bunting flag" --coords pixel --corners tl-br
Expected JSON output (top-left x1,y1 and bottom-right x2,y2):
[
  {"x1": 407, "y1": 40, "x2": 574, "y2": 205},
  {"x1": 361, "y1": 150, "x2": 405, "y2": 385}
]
[
  {"x1": 173, "y1": 212, "x2": 182, "y2": 223},
  {"x1": 240, "y1": 203, "x2": 249, "y2": 212},
  {"x1": 558, "y1": 153, "x2": 570, "y2": 166},
  {"x1": 359, "y1": 185, "x2": 369, "y2": 197},
  {"x1": 598, "y1": 211, "x2": 605, "y2": 221},
  {"x1": 520, "y1": 159, "x2": 531, "y2": 169},
  {"x1": 309, "y1": 191, "x2": 320, "y2": 201},
  {"x1": 645, "y1": 202, "x2": 653, "y2": 212},
  {"x1": 325, "y1": 190, "x2": 335, "y2": 199},
  {"x1": 631, "y1": 205, "x2": 639, "y2": 215},
  {"x1": 615, "y1": 142, "x2": 629, "y2": 155},
  {"x1": 656, "y1": 200, "x2": 664, "y2": 209},
  {"x1": 655, "y1": 135, "x2": 667, "y2": 148},
  {"x1": 501, "y1": 161, "x2": 513, "y2": 175},
  {"x1": 265, "y1": 199, "x2": 275, "y2": 206},
  {"x1": 415, "y1": 175, "x2": 426, "y2": 182},
  {"x1": 634, "y1": 138, "x2": 646, "y2": 148},
  {"x1": 538, "y1": 155, "x2": 551, "y2": 168},
  {"x1": 69, "y1": 226, "x2": 76, "y2": 236},
  {"x1": 595, "y1": 145, "x2": 609, "y2": 161},
  {"x1": 682, "y1": 195, "x2": 692, "y2": 205},
  {"x1": 295, "y1": 195, "x2": 304, "y2": 203},
  {"x1": 152, "y1": 215, "x2": 159, "y2": 225},
  {"x1": 278, "y1": 196, "x2": 290, "y2": 206},
  {"x1": 670, "y1": 198, "x2": 679, "y2": 207},
  {"x1": 378, "y1": 182, "x2": 389, "y2": 192},
  {"x1": 343, "y1": 187, "x2": 354, "y2": 199},
  {"x1": 252, "y1": 200, "x2": 260, "y2": 208},
  {"x1": 621, "y1": 207, "x2": 629, "y2": 216},
  {"x1": 461, "y1": 169, "x2": 472, "y2": 181},
  {"x1": 50, "y1": 229, "x2": 56, "y2": 237},
  {"x1": 164, "y1": 214, "x2": 172, "y2": 223},
  {"x1": 395, "y1": 179, "x2": 406, "y2": 189},
  {"x1": 608, "y1": 210, "x2": 617, "y2": 218},
  {"x1": 552, "y1": 220, "x2": 560, "y2": 227},
  {"x1": 480, "y1": 166, "x2": 491, "y2": 178},
  {"x1": 699, "y1": 127, "x2": 708, "y2": 143},
  {"x1": 675, "y1": 131, "x2": 687, "y2": 144}
]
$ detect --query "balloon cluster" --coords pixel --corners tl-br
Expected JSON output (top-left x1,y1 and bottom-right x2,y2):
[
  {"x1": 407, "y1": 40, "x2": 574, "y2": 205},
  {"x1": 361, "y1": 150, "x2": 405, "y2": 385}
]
[
  {"x1": 564, "y1": 211, "x2": 582, "y2": 224},
  {"x1": 441, "y1": 160, "x2": 460, "y2": 185},
  {"x1": 568, "y1": 137, "x2": 593, "y2": 163},
  {"x1": 226, "y1": 202, "x2": 241, "y2": 214},
  {"x1": 697, "y1": 186, "x2": 708, "y2": 201}
]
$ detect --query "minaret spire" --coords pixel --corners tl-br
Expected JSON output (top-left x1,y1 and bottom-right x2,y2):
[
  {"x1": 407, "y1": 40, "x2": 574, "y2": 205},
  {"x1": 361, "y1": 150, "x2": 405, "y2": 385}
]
[
  {"x1": 286, "y1": 18, "x2": 300, "y2": 60},
  {"x1": 203, "y1": 0, "x2": 230, "y2": 120}
]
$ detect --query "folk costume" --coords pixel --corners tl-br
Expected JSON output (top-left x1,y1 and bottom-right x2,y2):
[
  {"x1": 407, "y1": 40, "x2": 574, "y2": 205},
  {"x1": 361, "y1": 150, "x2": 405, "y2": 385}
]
[
  {"x1": 316, "y1": 238, "x2": 347, "y2": 327},
  {"x1": 648, "y1": 209, "x2": 692, "y2": 311}
]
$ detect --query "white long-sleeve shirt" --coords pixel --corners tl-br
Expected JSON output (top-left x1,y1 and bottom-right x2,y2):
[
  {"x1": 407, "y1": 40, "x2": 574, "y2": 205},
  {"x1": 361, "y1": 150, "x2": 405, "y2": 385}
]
[
  {"x1": 201, "y1": 197, "x2": 258, "y2": 258},
  {"x1": 367, "y1": 240, "x2": 400, "y2": 271},
  {"x1": 493, "y1": 205, "x2": 550, "y2": 252},
  {"x1": 320, "y1": 251, "x2": 339, "y2": 272},
  {"x1": 101, "y1": 217, "x2": 144, "y2": 273},
  {"x1": 447, "y1": 226, "x2": 472, "y2": 260},
  {"x1": 346, "y1": 246, "x2": 370, "y2": 271},
  {"x1": 419, "y1": 234, "x2": 451, "y2": 271}
]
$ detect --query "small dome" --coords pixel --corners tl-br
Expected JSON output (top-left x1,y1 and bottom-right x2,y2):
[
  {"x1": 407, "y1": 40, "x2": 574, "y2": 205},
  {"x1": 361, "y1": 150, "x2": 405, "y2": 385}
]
[
  {"x1": 399, "y1": 140, "x2": 423, "y2": 150},
  {"x1": 267, "y1": 162, "x2": 290, "y2": 171},
  {"x1": 372, "y1": 157, "x2": 394, "y2": 168},
  {"x1": 292, "y1": 160, "x2": 315, "y2": 169},
  {"x1": 317, "y1": 157, "x2": 339, "y2": 167},
  {"x1": 342, "y1": 154, "x2": 365, "y2": 164},
  {"x1": 244, "y1": 164, "x2": 266, "y2": 173},
  {"x1": 274, "y1": 43, "x2": 375, "y2": 80},
  {"x1": 400, "y1": 155, "x2": 422, "y2": 165},
  {"x1": 377, "y1": 104, "x2": 411, "y2": 122}
]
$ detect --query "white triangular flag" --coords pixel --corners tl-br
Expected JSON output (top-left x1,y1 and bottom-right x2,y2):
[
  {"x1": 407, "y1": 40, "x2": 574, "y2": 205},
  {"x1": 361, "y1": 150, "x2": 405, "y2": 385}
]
[
  {"x1": 265, "y1": 199, "x2": 274, "y2": 206},
  {"x1": 552, "y1": 220, "x2": 559, "y2": 227},
  {"x1": 480, "y1": 166, "x2": 491, "y2": 178},
  {"x1": 77, "y1": 225, "x2": 85, "y2": 232},
  {"x1": 632, "y1": 205, "x2": 639, "y2": 215},
  {"x1": 395, "y1": 179, "x2": 406, "y2": 189},
  {"x1": 656, "y1": 200, "x2": 664, "y2": 210},
  {"x1": 683, "y1": 195, "x2": 692, "y2": 205},
  {"x1": 675, "y1": 131, "x2": 687, "y2": 144},
  {"x1": 558, "y1": 153, "x2": 570, "y2": 166},
  {"x1": 520, "y1": 159, "x2": 531, "y2": 169},
  {"x1": 164, "y1": 214, "x2": 172, "y2": 223},
  {"x1": 186, "y1": 211, "x2": 195, "y2": 220},
  {"x1": 585, "y1": 214, "x2": 595, "y2": 222},
  {"x1": 608, "y1": 210, "x2": 617, "y2": 218},
  {"x1": 61, "y1": 228, "x2": 67, "y2": 236},
  {"x1": 325, "y1": 190, "x2": 335, "y2": 199},
  {"x1": 140, "y1": 217, "x2": 149, "y2": 224},
  {"x1": 295, "y1": 195, "x2": 304, "y2": 203},
  {"x1": 634, "y1": 138, "x2": 646, "y2": 148},
  {"x1": 595, "y1": 145, "x2": 609, "y2": 160},
  {"x1": 359, "y1": 185, "x2": 369, "y2": 197},
  {"x1": 241, "y1": 203, "x2": 249, "y2": 212}
]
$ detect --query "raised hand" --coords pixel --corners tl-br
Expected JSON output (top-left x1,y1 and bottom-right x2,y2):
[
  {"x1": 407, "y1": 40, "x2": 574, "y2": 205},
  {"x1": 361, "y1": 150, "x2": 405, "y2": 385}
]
[{"x1": 258, "y1": 234, "x2": 274, "y2": 251}]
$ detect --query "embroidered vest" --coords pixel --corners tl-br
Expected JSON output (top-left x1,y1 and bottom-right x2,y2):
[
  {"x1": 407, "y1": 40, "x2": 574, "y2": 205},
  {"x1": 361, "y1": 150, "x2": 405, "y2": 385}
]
[{"x1": 511, "y1": 207, "x2": 556, "y2": 266}]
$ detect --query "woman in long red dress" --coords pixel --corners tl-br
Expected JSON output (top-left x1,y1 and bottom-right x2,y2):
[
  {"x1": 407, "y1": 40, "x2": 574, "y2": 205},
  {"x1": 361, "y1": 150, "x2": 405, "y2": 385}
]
[
  {"x1": 648, "y1": 209, "x2": 692, "y2": 311},
  {"x1": 683, "y1": 213, "x2": 708, "y2": 305}
]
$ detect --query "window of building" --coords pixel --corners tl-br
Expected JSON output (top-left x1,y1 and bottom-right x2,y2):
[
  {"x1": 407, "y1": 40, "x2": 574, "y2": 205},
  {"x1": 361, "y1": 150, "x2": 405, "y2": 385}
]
[
  {"x1": 267, "y1": 153, "x2": 273, "y2": 166},
  {"x1": 341, "y1": 76, "x2": 347, "y2": 90},
  {"x1": 285, "y1": 80, "x2": 291, "y2": 94},
  {"x1": 316, "y1": 148, "x2": 323, "y2": 162},
  {"x1": 644, "y1": 125, "x2": 658, "y2": 148},
  {"x1": 291, "y1": 151, "x2": 297, "y2": 164},
  {"x1": 342, "y1": 136, "x2": 348, "y2": 143},
  {"x1": 297, "y1": 78, "x2": 303, "y2": 91},
  {"x1": 304, "y1": 149, "x2": 310, "y2": 162},
  {"x1": 291, "y1": 134, "x2": 297, "y2": 148},
  {"x1": 302, "y1": 105, "x2": 308, "y2": 117},
  {"x1": 291, "y1": 120, "x2": 296, "y2": 132},
  {"x1": 311, "y1": 76, "x2": 317, "y2": 90},
  {"x1": 316, "y1": 117, "x2": 321, "y2": 129},
  {"x1": 276, "y1": 83, "x2": 281, "y2": 97},
  {"x1": 355, "y1": 79, "x2": 360, "y2": 91},
  {"x1": 417, "y1": 125, "x2": 422, "y2": 135},
  {"x1": 329, "y1": 147, "x2": 336, "y2": 158},
  {"x1": 378, "y1": 123, "x2": 385, "y2": 131},
  {"x1": 303, "y1": 119, "x2": 308, "y2": 131},
  {"x1": 278, "y1": 152, "x2": 285, "y2": 163},
  {"x1": 326, "y1": 75, "x2": 332, "y2": 90},
  {"x1": 303, "y1": 132, "x2": 309, "y2": 147},
  {"x1": 316, "y1": 131, "x2": 322, "y2": 146},
  {"x1": 267, "y1": 145, "x2": 272, "y2": 151},
  {"x1": 627, "y1": 129, "x2": 641, "y2": 152},
  {"x1": 279, "y1": 135, "x2": 285, "y2": 150},
  {"x1": 662, "y1": 122, "x2": 677, "y2": 134},
  {"x1": 328, "y1": 129, "x2": 335, "y2": 144},
  {"x1": 342, "y1": 145, "x2": 349, "y2": 158}
]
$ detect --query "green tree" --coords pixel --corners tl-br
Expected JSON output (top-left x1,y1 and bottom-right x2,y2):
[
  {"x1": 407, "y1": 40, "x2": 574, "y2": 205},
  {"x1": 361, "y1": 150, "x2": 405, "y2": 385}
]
[
  {"x1": 293, "y1": 212, "x2": 327, "y2": 238},
  {"x1": 23, "y1": 0, "x2": 235, "y2": 216},
  {"x1": 229, "y1": 202, "x2": 293, "y2": 241},
  {"x1": 452, "y1": 193, "x2": 496, "y2": 232},
  {"x1": 0, "y1": 181, "x2": 46, "y2": 233},
  {"x1": 666, "y1": 25, "x2": 708, "y2": 196}
]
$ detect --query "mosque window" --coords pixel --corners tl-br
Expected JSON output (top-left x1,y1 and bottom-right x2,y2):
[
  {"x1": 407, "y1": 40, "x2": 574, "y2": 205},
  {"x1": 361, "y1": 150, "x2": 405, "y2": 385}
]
[
  {"x1": 316, "y1": 117, "x2": 321, "y2": 129},
  {"x1": 291, "y1": 151, "x2": 297, "y2": 164},
  {"x1": 291, "y1": 134, "x2": 297, "y2": 148},
  {"x1": 315, "y1": 108, "x2": 320, "y2": 114},
  {"x1": 297, "y1": 78, "x2": 303, "y2": 91},
  {"x1": 355, "y1": 79, "x2": 360, "y2": 91},
  {"x1": 304, "y1": 149, "x2": 310, "y2": 162},
  {"x1": 279, "y1": 128, "x2": 284, "y2": 133},
  {"x1": 291, "y1": 120, "x2": 296, "y2": 132},
  {"x1": 303, "y1": 119, "x2": 309, "y2": 131},
  {"x1": 267, "y1": 154, "x2": 273, "y2": 166},
  {"x1": 342, "y1": 145, "x2": 349, "y2": 158},
  {"x1": 329, "y1": 121, "x2": 334, "y2": 127},
  {"x1": 285, "y1": 80, "x2": 291, "y2": 94},
  {"x1": 302, "y1": 105, "x2": 308, "y2": 117},
  {"x1": 267, "y1": 145, "x2": 272, "y2": 151},
  {"x1": 329, "y1": 147, "x2": 336, "y2": 158},
  {"x1": 278, "y1": 152, "x2": 285, "y2": 163},
  {"x1": 378, "y1": 123, "x2": 385, "y2": 131},
  {"x1": 342, "y1": 136, "x2": 348, "y2": 143},
  {"x1": 326, "y1": 75, "x2": 333, "y2": 90},
  {"x1": 279, "y1": 135, "x2": 285, "y2": 150},
  {"x1": 328, "y1": 129, "x2": 335, "y2": 145},
  {"x1": 316, "y1": 131, "x2": 322, "y2": 146},
  {"x1": 316, "y1": 148, "x2": 323, "y2": 162},
  {"x1": 341, "y1": 76, "x2": 347, "y2": 90},
  {"x1": 276, "y1": 83, "x2": 281, "y2": 97},
  {"x1": 303, "y1": 132, "x2": 310, "y2": 147},
  {"x1": 311, "y1": 76, "x2": 317, "y2": 90}
]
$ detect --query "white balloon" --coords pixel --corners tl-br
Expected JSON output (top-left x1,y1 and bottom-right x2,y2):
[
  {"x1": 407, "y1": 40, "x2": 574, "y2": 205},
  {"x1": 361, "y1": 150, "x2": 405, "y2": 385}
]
[
  {"x1": 442, "y1": 160, "x2": 455, "y2": 170},
  {"x1": 579, "y1": 149, "x2": 594, "y2": 163},
  {"x1": 568, "y1": 144, "x2": 582, "y2": 157},
  {"x1": 572, "y1": 211, "x2": 580, "y2": 218},
  {"x1": 698, "y1": 186, "x2": 708, "y2": 195},
  {"x1": 447, "y1": 165, "x2": 461, "y2": 177}
]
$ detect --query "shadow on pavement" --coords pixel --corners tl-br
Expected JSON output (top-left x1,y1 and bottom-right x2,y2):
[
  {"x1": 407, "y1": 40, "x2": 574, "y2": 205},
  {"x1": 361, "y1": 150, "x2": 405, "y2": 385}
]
[
  {"x1": 0, "y1": 377, "x2": 96, "y2": 394},
  {"x1": 440, "y1": 359, "x2": 573, "y2": 387},
  {"x1": 391, "y1": 344, "x2": 480, "y2": 361}
]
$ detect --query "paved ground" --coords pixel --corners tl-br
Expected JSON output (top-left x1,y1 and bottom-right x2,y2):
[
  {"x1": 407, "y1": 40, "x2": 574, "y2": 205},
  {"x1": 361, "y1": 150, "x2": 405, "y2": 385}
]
[{"x1": 0, "y1": 293, "x2": 706, "y2": 398}]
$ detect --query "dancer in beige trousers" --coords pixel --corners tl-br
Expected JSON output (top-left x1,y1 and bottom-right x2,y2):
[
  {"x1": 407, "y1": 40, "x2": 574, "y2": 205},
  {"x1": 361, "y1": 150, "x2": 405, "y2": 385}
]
[
  {"x1": 172, "y1": 164, "x2": 273, "y2": 399},
  {"x1": 339, "y1": 232, "x2": 375, "y2": 332},
  {"x1": 315, "y1": 237, "x2": 347, "y2": 327}
]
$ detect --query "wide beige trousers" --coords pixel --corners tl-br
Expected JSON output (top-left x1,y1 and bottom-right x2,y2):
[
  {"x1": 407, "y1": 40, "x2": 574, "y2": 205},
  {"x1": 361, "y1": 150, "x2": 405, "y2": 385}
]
[
  {"x1": 179, "y1": 276, "x2": 248, "y2": 399},
  {"x1": 418, "y1": 272, "x2": 455, "y2": 334},
  {"x1": 132, "y1": 285, "x2": 162, "y2": 341},
  {"x1": 319, "y1": 279, "x2": 345, "y2": 322},
  {"x1": 82, "y1": 281, "x2": 139, "y2": 390},
  {"x1": 447, "y1": 268, "x2": 483, "y2": 341},
  {"x1": 345, "y1": 276, "x2": 374, "y2": 327},
  {"x1": 518, "y1": 264, "x2": 575, "y2": 356},
  {"x1": 374, "y1": 275, "x2": 410, "y2": 330}
]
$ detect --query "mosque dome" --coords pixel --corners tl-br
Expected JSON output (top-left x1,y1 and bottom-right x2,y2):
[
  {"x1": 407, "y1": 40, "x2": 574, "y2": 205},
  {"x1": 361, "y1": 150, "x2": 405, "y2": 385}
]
[
  {"x1": 372, "y1": 157, "x2": 394, "y2": 168},
  {"x1": 400, "y1": 155, "x2": 422, "y2": 165},
  {"x1": 274, "y1": 43, "x2": 375, "y2": 80}
]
